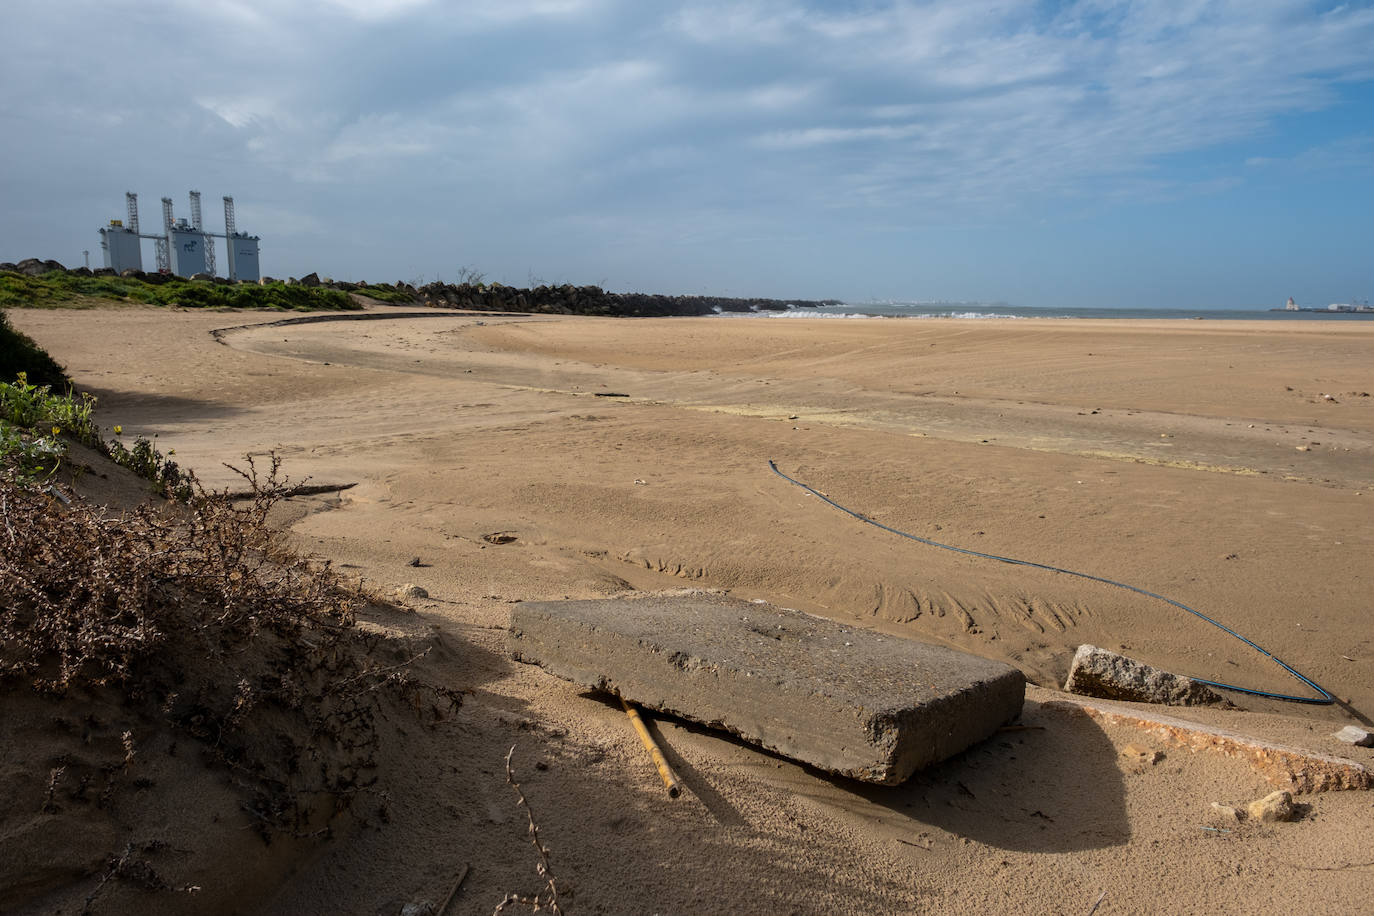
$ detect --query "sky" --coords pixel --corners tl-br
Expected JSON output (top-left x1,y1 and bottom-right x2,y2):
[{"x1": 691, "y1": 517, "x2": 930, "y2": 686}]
[{"x1": 2, "y1": 0, "x2": 1371, "y2": 309}]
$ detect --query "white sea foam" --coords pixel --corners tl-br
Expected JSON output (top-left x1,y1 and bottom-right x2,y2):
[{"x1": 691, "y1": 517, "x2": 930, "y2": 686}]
[
  {"x1": 765, "y1": 310, "x2": 874, "y2": 319},
  {"x1": 764, "y1": 308, "x2": 1024, "y2": 320},
  {"x1": 935, "y1": 311, "x2": 1025, "y2": 320}
]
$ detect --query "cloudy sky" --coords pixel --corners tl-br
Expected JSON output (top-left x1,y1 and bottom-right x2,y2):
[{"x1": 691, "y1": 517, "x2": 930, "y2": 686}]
[{"x1": 3, "y1": 1, "x2": 1371, "y2": 308}]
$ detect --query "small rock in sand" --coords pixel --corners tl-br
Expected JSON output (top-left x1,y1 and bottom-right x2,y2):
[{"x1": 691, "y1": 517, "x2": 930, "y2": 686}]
[
  {"x1": 1210, "y1": 803, "x2": 1244, "y2": 823},
  {"x1": 1121, "y1": 742, "x2": 1163, "y2": 765},
  {"x1": 395, "y1": 583, "x2": 428, "y2": 601},
  {"x1": 1332, "y1": 725, "x2": 1374, "y2": 747},
  {"x1": 1247, "y1": 790, "x2": 1297, "y2": 823}
]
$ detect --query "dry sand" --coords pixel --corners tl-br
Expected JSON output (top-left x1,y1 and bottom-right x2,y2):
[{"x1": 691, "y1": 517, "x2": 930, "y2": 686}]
[{"x1": 7, "y1": 305, "x2": 1373, "y2": 914}]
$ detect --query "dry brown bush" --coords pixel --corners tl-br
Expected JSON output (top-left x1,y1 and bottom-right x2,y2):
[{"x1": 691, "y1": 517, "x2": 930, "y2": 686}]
[{"x1": 0, "y1": 455, "x2": 461, "y2": 849}]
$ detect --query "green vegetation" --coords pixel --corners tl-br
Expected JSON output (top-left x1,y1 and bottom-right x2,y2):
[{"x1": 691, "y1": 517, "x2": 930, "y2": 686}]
[
  {"x1": 0, "y1": 424, "x2": 65, "y2": 487},
  {"x1": 1, "y1": 373, "x2": 98, "y2": 484},
  {"x1": 347, "y1": 284, "x2": 415, "y2": 303},
  {"x1": 0, "y1": 310, "x2": 70, "y2": 388},
  {"x1": 0, "y1": 270, "x2": 359, "y2": 311},
  {"x1": 0, "y1": 373, "x2": 96, "y2": 434},
  {"x1": 1, "y1": 373, "x2": 189, "y2": 497}
]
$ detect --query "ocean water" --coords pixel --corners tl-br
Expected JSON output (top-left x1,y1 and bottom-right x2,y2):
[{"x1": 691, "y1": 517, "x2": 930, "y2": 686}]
[{"x1": 755, "y1": 302, "x2": 1374, "y2": 321}]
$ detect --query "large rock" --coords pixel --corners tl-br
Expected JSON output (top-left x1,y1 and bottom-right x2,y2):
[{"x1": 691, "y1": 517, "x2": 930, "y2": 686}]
[
  {"x1": 1247, "y1": 790, "x2": 1297, "y2": 822},
  {"x1": 508, "y1": 595, "x2": 1025, "y2": 785},
  {"x1": 1063, "y1": 645, "x2": 1234, "y2": 707},
  {"x1": 1332, "y1": 725, "x2": 1373, "y2": 747},
  {"x1": 15, "y1": 258, "x2": 64, "y2": 276}
]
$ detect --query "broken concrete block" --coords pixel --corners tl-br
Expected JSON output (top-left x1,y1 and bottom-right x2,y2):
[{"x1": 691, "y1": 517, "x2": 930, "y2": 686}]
[
  {"x1": 1063, "y1": 645, "x2": 1234, "y2": 707},
  {"x1": 1045, "y1": 692, "x2": 1373, "y2": 792},
  {"x1": 1247, "y1": 790, "x2": 1297, "y2": 823},
  {"x1": 1332, "y1": 725, "x2": 1374, "y2": 747},
  {"x1": 508, "y1": 595, "x2": 1025, "y2": 785}
]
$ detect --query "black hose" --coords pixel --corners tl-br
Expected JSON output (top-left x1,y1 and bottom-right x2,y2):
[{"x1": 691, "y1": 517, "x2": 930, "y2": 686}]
[{"x1": 769, "y1": 460, "x2": 1333, "y2": 705}]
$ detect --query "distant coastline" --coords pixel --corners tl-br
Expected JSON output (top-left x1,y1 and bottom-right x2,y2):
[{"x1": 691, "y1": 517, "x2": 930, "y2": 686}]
[{"x1": 1271, "y1": 306, "x2": 1374, "y2": 315}]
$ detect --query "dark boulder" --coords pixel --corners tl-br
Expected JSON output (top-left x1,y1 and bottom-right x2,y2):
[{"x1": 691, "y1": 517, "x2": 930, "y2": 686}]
[{"x1": 16, "y1": 258, "x2": 64, "y2": 276}]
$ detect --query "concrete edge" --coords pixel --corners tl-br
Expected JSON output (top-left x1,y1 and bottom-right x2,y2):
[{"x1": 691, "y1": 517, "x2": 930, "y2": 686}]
[{"x1": 1038, "y1": 694, "x2": 1372, "y2": 793}]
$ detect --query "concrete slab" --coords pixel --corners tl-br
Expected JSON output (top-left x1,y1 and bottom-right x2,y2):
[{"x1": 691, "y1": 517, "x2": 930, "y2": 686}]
[
  {"x1": 508, "y1": 594, "x2": 1025, "y2": 785},
  {"x1": 1039, "y1": 691, "x2": 1373, "y2": 792}
]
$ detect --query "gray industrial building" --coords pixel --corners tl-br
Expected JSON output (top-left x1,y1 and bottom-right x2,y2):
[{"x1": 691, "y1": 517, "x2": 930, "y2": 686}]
[
  {"x1": 168, "y1": 221, "x2": 207, "y2": 277},
  {"x1": 226, "y1": 233, "x2": 261, "y2": 283},
  {"x1": 97, "y1": 221, "x2": 142, "y2": 273},
  {"x1": 222, "y1": 196, "x2": 261, "y2": 283},
  {"x1": 98, "y1": 191, "x2": 260, "y2": 282}
]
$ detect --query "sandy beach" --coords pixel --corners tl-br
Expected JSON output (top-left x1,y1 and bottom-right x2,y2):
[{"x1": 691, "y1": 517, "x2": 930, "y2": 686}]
[{"x1": 8, "y1": 305, "x2": 1373, "y2": 914}]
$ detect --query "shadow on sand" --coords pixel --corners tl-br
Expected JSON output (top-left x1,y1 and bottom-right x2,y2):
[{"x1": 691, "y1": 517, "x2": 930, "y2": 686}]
[
  {"x1": 589, "y1": 692, "x2": 1130, "y2": 855},
  {"x1": 78, "y1": 385, "x2": 248, "y2": 426},
  {"x1": 844, "y1": 700, "x2": 1129, "y2": 852}
]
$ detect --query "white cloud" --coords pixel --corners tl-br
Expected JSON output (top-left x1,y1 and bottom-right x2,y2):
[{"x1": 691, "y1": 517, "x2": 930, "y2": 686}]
[
  {"x1": 668, "y1": 2, "x2": 804, "y2": 44},
  {"x1": 195, "y1": 96, "x2": 292, "y2": 130},
  {"x1": 323, "y1": 126, "x2": 435, "y2": 164},
  {"x1": 751, "y1": 124, "x2": 923, "y2": 150},
  {"x1": 198, "y1": 0, "x2": 272, "y2": 26},
  {"x1": 3, "y1": 0, "x2": 1373, "y2": 302},
  {"x1": 320, "y1": 0, "x2": 433, "y2": 20}
]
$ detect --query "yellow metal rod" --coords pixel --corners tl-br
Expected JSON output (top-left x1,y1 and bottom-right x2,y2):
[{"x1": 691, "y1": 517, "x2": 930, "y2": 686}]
[{"x1": 621, "y1": 697, "x2": 682, "y2": 798}]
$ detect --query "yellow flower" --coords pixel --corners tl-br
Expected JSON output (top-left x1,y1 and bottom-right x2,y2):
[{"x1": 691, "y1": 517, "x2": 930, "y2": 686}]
[
  {"x1": 113, "y1": 425, "x2": 123, "y2": 435},
  {"x1": 51, "y1": 426, "x2": 61, "y2": 436}
]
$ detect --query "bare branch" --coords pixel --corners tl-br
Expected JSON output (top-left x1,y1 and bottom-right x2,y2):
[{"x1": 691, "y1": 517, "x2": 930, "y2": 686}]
[{"x1": 494, "y1": 746, "x2": 563, "y2": 915}]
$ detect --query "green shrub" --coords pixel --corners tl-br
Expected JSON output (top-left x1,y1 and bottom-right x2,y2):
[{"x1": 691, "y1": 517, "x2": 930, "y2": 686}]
[
  {"x1": 0, "y1": 311, "x2": 70, "y2": 388},
  {"x1": 347, "y1": 285, "x2": 414, "y2": 303},
  {"x1": 1, "y1": 374, "x2": 189, "y2": 497},
  {"x1": 0, "y1": 271, "x2": 359, "y2": 312},
  {"x1": 105, "y1": 431, "x2": 191, "y2": 500},
  {"x1": 0, "y1": 373, "x2": 96, "y2": 437},
  {"x1": 0, "y1": 423, "x2": 66, "y2": 484}
]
